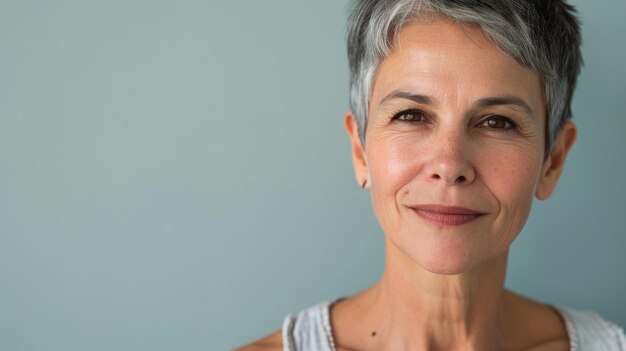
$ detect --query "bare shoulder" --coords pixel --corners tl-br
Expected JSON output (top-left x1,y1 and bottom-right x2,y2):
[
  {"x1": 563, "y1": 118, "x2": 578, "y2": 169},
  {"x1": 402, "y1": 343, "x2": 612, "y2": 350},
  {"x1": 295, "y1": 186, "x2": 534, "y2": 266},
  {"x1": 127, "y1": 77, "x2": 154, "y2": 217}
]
[
  {"x1": 505, "y1": 291, "x2": 570, "y2": 351},
  {"x1": 525, "y1": 338, "x2": 569, "y2": 351},
  {"x1": 233, "y1": 330, "x2": 283, "y2": 351}
]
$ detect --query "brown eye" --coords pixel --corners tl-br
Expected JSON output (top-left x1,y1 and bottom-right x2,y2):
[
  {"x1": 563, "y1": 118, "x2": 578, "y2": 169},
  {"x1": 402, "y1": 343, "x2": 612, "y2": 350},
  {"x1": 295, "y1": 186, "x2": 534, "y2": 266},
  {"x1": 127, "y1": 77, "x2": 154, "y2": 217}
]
[
  {"x1": 481, "y1": 115, "x2": 516, "y2": 130},
  {"x1": 392, "y1": 109, "x2": 427, "y2": 123}
]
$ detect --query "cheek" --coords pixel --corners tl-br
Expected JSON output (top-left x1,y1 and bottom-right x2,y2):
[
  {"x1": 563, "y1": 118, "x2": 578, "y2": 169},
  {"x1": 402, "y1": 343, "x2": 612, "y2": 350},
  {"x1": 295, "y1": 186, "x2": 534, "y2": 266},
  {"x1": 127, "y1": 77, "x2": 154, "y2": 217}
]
[
  {"x1": 479, "y1": 143, "x2": 543, "y2": 241},
  {"x1": 367, "y1": 137, "x2": 425, "y2": 227},
  {"x1": 484, "y1": 145, "x2": 541, "y2": 202},
  {"x1": 368, "y1": 136, "x2": 425, "y2": 193}
]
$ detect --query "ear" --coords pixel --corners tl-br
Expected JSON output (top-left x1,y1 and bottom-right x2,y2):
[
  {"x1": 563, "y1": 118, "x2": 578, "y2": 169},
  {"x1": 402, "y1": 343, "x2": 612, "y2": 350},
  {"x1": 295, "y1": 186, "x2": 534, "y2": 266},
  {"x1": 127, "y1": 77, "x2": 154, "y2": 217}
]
[
  {"x1": 535, "y1": 121, "x2": 577, "y2": 200},
  {"x1": 344, "y1": 111, "x2": 369, "y2": 188}
]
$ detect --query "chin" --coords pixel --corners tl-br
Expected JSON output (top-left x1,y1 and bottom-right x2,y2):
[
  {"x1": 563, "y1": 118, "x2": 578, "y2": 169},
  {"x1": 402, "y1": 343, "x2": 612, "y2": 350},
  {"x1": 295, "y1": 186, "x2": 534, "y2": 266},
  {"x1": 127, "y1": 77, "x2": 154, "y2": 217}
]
[
  {"x1": 413, "y1": 240, "x2": 510, "y2": 276},
  {"x1": 410, "y1": 240, "x2": 483, "y2": 275},
  {"x1": 418, "y1": 255, "x2": 477, "y2": 275}
]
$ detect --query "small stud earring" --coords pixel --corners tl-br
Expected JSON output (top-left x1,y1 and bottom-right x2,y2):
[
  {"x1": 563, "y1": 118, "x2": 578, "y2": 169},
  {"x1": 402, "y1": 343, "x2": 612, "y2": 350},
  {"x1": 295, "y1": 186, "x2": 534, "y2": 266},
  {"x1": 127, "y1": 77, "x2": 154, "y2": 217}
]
[{"x1": 361, "y1": 179, "x2": 367, "y2": 189}]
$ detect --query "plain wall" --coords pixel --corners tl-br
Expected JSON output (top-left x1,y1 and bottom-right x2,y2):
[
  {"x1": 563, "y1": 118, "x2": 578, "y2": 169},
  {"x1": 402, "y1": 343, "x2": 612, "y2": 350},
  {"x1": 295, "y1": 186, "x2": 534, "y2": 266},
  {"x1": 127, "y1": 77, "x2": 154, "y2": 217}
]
[{"x1": 1, "y1": 1, "x2": 625, "y2": 350}]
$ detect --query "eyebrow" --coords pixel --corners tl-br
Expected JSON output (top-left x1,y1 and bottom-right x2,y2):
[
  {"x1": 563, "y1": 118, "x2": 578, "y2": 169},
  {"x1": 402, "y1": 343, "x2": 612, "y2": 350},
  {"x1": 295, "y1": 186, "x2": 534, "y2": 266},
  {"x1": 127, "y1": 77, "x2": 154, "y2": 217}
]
[
  {"x1": 474, "y1": 96, "x2": 534, "y2": 115},
  {"x1": 379, "y1": 91, "x2": 434, "y2": 105},
  {"x1": 378, "y1": 90, "x2": 534, "y2": 115}
]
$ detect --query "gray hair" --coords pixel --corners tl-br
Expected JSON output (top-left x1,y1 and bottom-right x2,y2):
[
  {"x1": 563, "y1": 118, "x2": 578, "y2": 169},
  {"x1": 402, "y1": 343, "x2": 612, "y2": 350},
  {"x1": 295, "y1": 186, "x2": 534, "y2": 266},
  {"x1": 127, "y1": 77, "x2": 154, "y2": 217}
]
[{"x1": 347, "y1": 0, "x2": 582, "y2": 153}]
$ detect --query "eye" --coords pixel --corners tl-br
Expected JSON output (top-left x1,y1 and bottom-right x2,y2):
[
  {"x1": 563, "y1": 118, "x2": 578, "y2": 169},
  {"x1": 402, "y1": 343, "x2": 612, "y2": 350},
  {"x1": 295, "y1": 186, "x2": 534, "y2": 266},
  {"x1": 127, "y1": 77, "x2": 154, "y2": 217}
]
[
  {"x1": 480, "y1": 115, "x2": 517, "y2": 130},
  {"x1": 391, "y1": 109, "x2": 428, "y2": 123}
]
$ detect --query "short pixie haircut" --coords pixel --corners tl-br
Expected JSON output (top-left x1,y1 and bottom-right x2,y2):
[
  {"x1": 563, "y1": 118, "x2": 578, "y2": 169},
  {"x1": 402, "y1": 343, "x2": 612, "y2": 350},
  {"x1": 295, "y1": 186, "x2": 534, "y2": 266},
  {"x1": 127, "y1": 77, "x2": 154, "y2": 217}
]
[{"x1": 347, "y1": 0, "x2": 582, "y2": 153}]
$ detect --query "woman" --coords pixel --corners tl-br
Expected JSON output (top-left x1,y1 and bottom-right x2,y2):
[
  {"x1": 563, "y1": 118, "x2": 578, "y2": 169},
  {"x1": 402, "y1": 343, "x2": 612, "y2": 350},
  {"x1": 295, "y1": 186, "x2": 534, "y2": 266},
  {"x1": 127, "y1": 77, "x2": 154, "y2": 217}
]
[{"x1": 239, "y1": 0, "x2": 626, "y2": 350}]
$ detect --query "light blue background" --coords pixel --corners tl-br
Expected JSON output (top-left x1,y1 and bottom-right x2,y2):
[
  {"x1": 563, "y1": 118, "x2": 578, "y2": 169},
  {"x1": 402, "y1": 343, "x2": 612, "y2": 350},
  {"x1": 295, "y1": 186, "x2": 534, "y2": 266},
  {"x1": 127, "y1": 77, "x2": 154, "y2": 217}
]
[{"x1": 1, "y1": 1, "x2": 624, "y2": 350}]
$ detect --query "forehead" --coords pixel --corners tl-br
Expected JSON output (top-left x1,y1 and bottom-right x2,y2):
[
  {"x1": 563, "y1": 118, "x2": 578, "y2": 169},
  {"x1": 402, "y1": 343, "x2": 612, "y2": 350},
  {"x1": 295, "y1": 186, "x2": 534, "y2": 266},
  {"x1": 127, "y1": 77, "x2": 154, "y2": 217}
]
[{"x1": 371, "y1": 20, "x2": 544, "y2": 112}]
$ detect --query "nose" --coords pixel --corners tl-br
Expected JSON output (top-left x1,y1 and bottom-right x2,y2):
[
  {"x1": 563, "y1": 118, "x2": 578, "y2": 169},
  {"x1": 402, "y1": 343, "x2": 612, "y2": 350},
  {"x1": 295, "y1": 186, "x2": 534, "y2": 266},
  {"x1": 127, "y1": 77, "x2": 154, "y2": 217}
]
[{"x1": 423, "y1": 132, "x2": 476, "y2": 186}]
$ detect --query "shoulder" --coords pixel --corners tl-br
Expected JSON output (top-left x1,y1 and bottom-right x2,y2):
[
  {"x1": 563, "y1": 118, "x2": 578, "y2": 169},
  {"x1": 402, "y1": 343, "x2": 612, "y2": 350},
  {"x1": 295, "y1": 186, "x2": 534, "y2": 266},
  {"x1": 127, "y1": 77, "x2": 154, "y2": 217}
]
[
  {"x1": 234, "y1": 330, "x2": 283, "y2": 351},
  {"x1": 234, "y1": 299, "x2": 337, "y2": 351},
  {"x1": 556, "y1": 306, "x2": 626, "y2": 350},
  {"x1": 502, "y1": 292, "x2": 570, "y2": 350}
]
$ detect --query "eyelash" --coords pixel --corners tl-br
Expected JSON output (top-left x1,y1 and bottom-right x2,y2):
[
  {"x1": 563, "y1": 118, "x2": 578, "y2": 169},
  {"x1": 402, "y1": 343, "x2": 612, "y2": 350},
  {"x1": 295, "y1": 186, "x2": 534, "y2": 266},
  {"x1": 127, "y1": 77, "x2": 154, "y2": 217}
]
[
  {"x1": 390, "y1": 109, "x2": 430, "y2": 123},
  {"x1": 478, "y1": 114, "x2": 518, "y2": 130},
  {"x1": 390, "y1": 109, "x2": 518, "y2": 131}
]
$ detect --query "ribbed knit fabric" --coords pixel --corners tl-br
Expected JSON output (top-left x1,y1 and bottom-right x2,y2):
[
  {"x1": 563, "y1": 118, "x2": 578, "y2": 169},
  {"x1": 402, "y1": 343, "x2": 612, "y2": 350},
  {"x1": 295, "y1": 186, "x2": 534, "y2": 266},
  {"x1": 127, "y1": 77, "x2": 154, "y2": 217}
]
[
  {"x1": 282, "y1": 299, "x2": 337, "y2": 351},
  {"x1": 282, "y1": 299, "x2": 626, "y2": 351},
  {"x1": 556, "y1": 307, "x2": 626, "y2": 350}
]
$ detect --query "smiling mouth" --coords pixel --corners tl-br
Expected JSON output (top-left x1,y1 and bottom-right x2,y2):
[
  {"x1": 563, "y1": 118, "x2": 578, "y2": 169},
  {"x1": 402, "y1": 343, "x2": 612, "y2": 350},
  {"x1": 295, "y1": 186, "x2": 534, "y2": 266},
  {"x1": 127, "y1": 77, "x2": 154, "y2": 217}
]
[{"x1": 409, "y1": 205, "x2": 486, "y2": 227}]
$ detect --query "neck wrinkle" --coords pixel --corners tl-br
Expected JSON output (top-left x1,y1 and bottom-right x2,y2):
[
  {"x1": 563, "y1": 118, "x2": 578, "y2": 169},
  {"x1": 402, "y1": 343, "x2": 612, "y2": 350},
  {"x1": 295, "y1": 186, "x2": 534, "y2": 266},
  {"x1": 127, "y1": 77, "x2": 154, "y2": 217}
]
[{"x1": 368, "y1": 239, "x2": 510, "y2": 351}]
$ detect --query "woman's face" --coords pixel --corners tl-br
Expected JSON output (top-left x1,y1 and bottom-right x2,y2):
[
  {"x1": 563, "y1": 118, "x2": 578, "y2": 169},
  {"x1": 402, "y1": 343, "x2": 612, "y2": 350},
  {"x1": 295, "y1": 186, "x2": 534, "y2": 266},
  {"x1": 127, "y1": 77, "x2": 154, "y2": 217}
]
[{"x1": 346, "y1": 20, "x2": 576, "y2": 274}]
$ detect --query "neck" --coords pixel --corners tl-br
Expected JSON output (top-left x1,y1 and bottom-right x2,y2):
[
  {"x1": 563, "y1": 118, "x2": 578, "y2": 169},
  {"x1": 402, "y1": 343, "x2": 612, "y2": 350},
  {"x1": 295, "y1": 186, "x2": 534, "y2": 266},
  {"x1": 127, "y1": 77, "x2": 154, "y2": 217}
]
[{"x1": 366, "y1": 239, "x2": 510, "y2": 350}]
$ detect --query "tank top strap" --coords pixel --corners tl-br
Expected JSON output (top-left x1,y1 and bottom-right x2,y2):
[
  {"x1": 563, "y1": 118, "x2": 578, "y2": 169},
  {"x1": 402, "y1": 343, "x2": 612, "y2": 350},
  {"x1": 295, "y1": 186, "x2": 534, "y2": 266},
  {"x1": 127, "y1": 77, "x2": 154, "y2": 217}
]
[
  {"x1": 282, "y1": 298, "x2": 344, "y2": 351},
  {"x1": 556, "y1": 306, "x2": 626, "y2": 350}
]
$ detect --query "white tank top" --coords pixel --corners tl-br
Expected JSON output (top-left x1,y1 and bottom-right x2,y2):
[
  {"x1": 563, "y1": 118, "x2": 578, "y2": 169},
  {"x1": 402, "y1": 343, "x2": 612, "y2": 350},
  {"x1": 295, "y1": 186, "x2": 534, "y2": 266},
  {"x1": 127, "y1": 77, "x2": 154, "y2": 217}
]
[{"x1": 282, "y1": 298, "x2": 626, "y2": 351}]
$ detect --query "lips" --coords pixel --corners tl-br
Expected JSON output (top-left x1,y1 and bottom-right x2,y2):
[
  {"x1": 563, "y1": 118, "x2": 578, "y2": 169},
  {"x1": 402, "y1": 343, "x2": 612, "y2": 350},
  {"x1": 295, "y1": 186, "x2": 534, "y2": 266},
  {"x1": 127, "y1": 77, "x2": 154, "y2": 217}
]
[{"x1": 409, "y1": 204, "x2": 486, "y2": 227}]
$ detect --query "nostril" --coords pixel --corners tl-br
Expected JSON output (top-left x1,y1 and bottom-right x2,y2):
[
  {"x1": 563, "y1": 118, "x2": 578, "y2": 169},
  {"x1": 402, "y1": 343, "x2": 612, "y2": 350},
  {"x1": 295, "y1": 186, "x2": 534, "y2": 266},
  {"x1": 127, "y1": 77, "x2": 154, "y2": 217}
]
[{"x1": 430, "y1": 173, "x2": 471, "y2": 183}]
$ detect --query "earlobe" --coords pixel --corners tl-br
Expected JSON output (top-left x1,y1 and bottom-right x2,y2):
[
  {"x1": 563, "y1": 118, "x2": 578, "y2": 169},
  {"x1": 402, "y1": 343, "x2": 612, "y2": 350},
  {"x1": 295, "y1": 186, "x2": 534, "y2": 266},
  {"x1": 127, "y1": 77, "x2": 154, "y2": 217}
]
[
  {"x1": 344, "y1": 112, "x2": 369, "y2": 187},
  {"x1": 535, "y1": 121, "x2": 577, "y2": 200}
]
